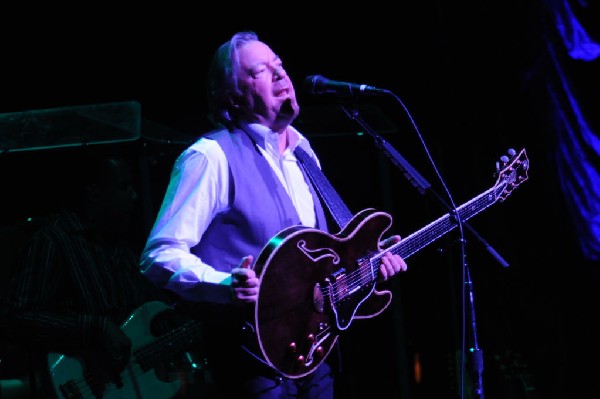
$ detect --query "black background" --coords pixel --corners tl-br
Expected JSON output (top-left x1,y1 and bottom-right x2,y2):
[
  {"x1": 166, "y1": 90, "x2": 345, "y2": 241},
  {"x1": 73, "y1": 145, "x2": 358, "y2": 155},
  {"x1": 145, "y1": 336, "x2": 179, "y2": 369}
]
[{"x1": 2, "y1": 3, "x2": 599, "y2": 398}]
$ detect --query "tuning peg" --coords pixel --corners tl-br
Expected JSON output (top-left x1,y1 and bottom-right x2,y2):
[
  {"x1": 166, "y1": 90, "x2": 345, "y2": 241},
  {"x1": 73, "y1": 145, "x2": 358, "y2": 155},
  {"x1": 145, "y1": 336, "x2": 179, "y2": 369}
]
[
  {"x1": 500, "y1": 155, "x2": 510, "y2": 164},
  {"x1": 507, "y1": 148, "x2": 516, "y2": 157}
]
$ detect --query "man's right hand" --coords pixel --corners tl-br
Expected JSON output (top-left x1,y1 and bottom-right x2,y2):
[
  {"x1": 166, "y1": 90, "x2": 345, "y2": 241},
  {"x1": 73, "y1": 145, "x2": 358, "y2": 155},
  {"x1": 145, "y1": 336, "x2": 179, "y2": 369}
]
[
  {"x1": 84, "y1": 320, "x2": 132, "y2": 395},
  {"x1": 231, "y1": 255, "x2": 259, "y2": 304}
]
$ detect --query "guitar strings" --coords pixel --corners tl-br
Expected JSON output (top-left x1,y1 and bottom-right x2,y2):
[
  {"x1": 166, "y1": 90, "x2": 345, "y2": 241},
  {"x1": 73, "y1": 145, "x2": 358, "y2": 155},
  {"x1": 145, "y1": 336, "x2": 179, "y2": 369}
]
[
  {"x1": 317, "y1": 152, "x2": 527, "y2": 309},
  {"x1": 63, "y1": 362, "x2": 142, "y2": 398},
  {"x1": 323, "y1": 189, "x2": 502, "y2": 306}
]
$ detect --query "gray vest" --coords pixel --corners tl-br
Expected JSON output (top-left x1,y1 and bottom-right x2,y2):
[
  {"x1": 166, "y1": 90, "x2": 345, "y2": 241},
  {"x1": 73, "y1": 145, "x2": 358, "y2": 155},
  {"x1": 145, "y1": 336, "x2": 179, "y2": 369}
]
[{"x1": 191, "y1": 128, "x2": 328, "y2": 272}]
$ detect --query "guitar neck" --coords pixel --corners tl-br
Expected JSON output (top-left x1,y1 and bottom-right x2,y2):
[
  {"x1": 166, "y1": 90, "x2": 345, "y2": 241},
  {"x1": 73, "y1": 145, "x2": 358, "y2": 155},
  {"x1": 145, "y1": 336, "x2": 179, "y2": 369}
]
[
  {"x1": 135, "y1": 319, "x2": 203, "y2": 370},
  {"x1": 381, "y1": 184, "x2": 502, "y2": 265}
]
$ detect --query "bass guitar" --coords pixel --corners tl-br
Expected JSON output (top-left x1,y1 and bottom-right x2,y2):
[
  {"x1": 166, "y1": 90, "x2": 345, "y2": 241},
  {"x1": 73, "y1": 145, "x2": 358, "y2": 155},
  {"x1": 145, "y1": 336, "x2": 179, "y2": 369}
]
[
  {"x1": 252, "y1": 148, "x2": 529, "y2": 379},
  {"x1": 48, "y1": 301, "x2": 204, "y2": 399}
]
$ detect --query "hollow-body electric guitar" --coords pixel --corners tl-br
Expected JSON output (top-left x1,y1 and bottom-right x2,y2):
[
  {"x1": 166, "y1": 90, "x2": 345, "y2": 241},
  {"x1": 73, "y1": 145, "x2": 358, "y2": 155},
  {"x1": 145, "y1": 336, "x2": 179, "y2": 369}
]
[{"x1": 252, "y1": 148, "x2": 529, "y2": 379}]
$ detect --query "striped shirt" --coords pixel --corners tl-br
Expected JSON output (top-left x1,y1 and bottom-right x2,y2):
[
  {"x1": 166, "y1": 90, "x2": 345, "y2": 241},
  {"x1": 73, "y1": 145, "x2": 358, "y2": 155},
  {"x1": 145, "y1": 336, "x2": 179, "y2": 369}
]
[{"x1": 1, "y1": 208, "x2": 173, "y2": 352}]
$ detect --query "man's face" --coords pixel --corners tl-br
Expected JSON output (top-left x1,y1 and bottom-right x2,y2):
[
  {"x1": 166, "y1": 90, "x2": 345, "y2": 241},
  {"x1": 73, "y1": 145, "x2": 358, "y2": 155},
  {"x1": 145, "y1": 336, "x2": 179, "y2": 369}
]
[{"x1": 234, "y1": 40, "x2": 299, "y2": 132}]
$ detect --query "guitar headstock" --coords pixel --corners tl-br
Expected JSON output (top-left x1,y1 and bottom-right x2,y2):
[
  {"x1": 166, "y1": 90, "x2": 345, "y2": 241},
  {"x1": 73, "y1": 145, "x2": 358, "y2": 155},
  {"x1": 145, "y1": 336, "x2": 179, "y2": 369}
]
[{"x1": 494, "y1": 148, "x2": 529, "y2": 202}]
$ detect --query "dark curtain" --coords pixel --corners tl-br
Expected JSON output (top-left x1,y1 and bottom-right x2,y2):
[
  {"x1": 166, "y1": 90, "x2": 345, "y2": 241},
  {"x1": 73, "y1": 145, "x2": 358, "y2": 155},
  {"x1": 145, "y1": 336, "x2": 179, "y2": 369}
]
[{"x1": 546, "y1": 0, "x2": 600, "y2": 262}]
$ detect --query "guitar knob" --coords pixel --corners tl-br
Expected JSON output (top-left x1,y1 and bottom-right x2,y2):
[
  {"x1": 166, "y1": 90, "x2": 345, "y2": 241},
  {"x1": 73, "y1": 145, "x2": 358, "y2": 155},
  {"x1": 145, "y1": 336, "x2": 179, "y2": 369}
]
[
  {"x1": 316, "y1": 346, "x2": 324, "y2": 356},
  {"x1": 307, "y1": 334, "x2": 315, "y2": 342},
  {"x1": 297, "y1": 355, "x2": 305, "y2": 365},
  {"x1": 288, "y1": 342, "x2": 297, "y2": 352}
]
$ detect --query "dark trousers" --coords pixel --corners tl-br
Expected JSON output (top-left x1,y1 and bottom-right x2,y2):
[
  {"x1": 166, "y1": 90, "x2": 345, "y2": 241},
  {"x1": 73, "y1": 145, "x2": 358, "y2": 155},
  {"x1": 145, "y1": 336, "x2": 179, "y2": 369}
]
[
  {"x1": 211, "y1": 361, "x2": 334, "y2": 399},
  {"x1": 186, "y1": 309, "x2": 336, "y2": 399},
  {"x1": 203, "y1": 328, "x2": 335, "y2": 399}
]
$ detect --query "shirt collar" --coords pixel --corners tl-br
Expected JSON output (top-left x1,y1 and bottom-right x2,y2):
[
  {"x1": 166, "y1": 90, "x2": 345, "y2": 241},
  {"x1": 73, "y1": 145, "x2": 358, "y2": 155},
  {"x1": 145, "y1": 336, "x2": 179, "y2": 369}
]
[{"x1": 239, "y1": 122, "x2": 310, "y2": 156}]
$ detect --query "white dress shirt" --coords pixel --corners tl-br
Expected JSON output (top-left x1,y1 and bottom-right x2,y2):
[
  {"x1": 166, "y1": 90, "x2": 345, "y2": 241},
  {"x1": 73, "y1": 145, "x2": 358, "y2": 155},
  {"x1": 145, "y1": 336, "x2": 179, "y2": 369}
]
[{"x1": 140, "y1": 123, "x2": 322, "y2": 298}]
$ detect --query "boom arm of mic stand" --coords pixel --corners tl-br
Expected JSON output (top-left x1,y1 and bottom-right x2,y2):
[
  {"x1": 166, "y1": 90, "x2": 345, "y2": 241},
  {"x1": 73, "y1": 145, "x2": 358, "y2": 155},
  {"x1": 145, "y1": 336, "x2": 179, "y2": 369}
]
[{"x1": 340, "y1": 105, "x2": 509, "y2": 268}]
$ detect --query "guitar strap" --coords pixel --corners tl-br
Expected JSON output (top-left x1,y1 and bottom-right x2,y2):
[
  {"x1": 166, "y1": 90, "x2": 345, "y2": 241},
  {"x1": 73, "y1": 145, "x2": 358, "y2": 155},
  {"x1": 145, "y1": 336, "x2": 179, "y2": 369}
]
[{"x1": 294, "y1": 146, "x2": 353, "y2": 229}]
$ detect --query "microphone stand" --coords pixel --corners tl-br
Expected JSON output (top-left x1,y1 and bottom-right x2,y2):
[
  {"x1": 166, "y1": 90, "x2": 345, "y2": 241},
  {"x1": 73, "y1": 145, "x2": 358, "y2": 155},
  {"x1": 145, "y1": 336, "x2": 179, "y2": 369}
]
[{"x1": 340, "y1": 104, "x2": 501, "y2": 399}]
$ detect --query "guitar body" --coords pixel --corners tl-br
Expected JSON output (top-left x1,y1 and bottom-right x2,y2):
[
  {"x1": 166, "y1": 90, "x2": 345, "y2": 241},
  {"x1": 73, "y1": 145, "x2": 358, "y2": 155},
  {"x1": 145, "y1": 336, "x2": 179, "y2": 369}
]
[
  {"x1": 253, "y1": 208, "x2": 394, "y2": 379},
  {"x1": 49, "y1": 301, "x2": 202, "y2": 399},
  {"x1": 252, "y1": 148, "x2": 530, "y2": 379}
]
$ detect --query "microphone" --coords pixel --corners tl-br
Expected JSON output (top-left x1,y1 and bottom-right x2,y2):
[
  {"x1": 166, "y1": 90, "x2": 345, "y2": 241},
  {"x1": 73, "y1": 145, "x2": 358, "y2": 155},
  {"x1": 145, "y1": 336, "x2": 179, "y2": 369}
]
[{"x1": 304, "y1": 75, "x2": 388, "y2": 97}]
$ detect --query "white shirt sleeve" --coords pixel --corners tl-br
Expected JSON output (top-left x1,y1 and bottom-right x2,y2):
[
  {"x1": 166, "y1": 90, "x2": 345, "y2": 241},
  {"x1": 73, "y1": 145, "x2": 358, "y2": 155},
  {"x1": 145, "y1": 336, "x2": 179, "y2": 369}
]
[{"x1": 140, "y1": 138, "x2": 233, "y2": 303}]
